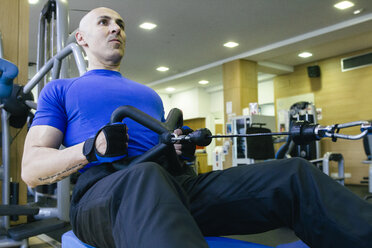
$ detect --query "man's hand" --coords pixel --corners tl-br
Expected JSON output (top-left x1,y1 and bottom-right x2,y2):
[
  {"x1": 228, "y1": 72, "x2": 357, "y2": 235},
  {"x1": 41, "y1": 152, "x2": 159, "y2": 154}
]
[
  {"x1": 83, "y1": 123, "x2": 128, "y2": 163},
  {"x1": 173, "y1": 126, "x2": 196, "y2": 161}
]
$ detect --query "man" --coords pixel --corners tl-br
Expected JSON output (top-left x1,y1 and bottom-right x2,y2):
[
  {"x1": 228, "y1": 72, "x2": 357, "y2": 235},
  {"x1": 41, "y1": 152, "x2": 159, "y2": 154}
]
[{"x1": 22, "y1": 7, "x2": 372, "y2": 248}]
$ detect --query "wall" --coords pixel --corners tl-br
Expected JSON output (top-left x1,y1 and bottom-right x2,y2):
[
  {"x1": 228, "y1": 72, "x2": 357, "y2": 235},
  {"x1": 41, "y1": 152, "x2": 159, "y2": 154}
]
[
  {"x1": 158, "y1": 93, "x2": 172, "y2": 116},
  {"x1": 258, "y1": 79, "x2": 274, "y2": 104},
  {"x1": 258, "y1": 79, "x2": 275, "y2": 116},
  {"x1": 0, "y1": 0, "x2": 29, "y2": 223},
  {"x1": 209, "y1": 90, "x2": 224, "y2": 118},
  {"x1": 274, "y1": 47, "x2": 372, "y2": 184}
]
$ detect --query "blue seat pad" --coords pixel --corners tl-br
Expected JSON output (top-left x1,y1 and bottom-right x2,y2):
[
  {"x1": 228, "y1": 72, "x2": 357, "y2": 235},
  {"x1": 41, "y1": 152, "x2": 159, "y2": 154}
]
[
  {"x1": 205, "y1": 237, "x2": 273, "y2": 248},
  {"x1": 62, "y1": 230, "x2": 273, "y2": 248},
  {"x1": 62, "y1": 230, "x2": 309, "y2": 248}
]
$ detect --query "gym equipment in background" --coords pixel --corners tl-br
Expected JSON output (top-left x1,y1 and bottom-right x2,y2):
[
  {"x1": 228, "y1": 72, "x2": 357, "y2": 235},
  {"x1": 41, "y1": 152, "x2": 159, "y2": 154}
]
[
  {"x1": 362, "y1": 127, "x2": 372, "y2": 199},
  {"x1": 230, "y1": 115, "x2": 276, "y2": 166},
  {"x1": 276, "y1": 102, "x2": 320, "y2": 160}
]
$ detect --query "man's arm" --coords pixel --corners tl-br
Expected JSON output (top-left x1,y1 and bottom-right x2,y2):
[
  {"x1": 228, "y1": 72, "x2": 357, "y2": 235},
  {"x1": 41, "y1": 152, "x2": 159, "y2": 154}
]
[{"x1": 21, "y1": 125, "x2": 88, "y2": 188}]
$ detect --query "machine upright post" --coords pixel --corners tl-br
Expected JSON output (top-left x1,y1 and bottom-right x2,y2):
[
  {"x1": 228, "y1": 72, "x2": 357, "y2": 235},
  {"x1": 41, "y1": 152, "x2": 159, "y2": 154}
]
[
  {"x1": 0, "y1": 32, "x2": 3, "y2": 58},
  {"x1": 56, "y1": 0, "x2": 69, "y2": 79},
  {"x1": 1, "y1": 110, "x2": 11, "y2": 229},
  {"x1": 0, "y1": 32, "x2": 10, "y2": 230}
]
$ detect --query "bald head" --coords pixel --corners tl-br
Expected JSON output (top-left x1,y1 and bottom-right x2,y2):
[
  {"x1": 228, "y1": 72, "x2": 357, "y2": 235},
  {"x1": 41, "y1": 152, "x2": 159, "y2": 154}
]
[
  {"x1": 79, "y1": 7, "x2": 122, "y2": 33},
  {"x1": 75, "y1": 7, "x2": 126, "y2": 71}
]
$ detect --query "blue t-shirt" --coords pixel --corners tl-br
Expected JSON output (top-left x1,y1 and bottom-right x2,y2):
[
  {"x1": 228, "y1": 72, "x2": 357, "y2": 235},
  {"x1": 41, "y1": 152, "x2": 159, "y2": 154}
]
[{"x1": 32, "y1": 69, "x2": 165, "y2": 158}]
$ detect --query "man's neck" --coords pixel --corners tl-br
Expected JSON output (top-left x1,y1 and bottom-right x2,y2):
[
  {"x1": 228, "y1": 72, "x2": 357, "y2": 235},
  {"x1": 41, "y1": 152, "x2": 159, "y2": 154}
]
[
  {"x1": 88, "y1": 64, "x2": 120, "y2": 72},
  {"x1": 87, "y1": 55, "x2": 122, "y2": 72}
]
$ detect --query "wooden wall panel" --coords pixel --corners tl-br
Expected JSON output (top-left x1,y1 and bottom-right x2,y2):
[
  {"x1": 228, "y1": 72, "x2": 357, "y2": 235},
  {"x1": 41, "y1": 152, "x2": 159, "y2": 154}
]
[
  {"x1": 0, "y1": 0, "x2": 29, "y2": 224},
  {"x1": 274, "y1": 47, "x2": 372, "y2": 184},
  {"x1": 223, "y1": 60, "x2": 258, "y2": 169},
  {"x1": 183, "y1": 117, "x2": 206, "y2": 130}
]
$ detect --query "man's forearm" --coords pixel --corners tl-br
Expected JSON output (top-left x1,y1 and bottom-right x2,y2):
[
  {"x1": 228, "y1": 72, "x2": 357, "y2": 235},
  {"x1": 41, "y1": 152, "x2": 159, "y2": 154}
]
[{"x1": 22, "y1": 142, "x2": 88, "y2": 187}]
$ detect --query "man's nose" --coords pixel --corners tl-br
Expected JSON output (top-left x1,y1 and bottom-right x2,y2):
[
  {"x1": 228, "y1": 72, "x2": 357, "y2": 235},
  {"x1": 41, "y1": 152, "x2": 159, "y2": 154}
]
[{"x1": 110, "y1": 23, "x2": 121, "y2": 34}]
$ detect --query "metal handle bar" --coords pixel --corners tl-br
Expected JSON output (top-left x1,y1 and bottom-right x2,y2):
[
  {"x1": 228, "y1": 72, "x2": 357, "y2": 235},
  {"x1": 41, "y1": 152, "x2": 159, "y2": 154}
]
[{"x1": 110, "y1": 105, "x2": 183, "y2": 171}]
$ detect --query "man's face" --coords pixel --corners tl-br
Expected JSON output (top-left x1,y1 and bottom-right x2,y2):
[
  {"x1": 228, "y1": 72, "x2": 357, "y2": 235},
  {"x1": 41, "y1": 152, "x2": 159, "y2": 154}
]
[{"x1": 78, "y1": 8, "x2": 126, "y2": 66}]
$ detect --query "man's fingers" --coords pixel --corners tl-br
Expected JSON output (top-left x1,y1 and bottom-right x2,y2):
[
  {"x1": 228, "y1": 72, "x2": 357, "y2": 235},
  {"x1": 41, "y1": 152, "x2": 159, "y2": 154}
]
[
  {"x1": 173, "y1": 128, "x2": 182, "y2": 136},
  {"x1": 95, "y1": 131, "x2": 107, "y2": 154},
  {"x1": 174, "y1": 143, "x2": 182, "y2": 155}
]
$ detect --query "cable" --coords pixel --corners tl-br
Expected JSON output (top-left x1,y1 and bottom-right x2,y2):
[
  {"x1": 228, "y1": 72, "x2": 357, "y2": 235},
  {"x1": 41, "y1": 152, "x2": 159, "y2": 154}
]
[{"x1": 210, "y1": 132, "x2": 291, "y2": 138}]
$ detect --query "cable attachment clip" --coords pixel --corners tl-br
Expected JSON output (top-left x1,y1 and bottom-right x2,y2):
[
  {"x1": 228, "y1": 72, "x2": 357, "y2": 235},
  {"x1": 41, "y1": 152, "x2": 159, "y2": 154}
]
[
  {"x1": 330, "y1": 124, "x2": 340, "y2": 142},
  {"x1": 316, "y1": 121, "x2": 370, "y2": 141}
]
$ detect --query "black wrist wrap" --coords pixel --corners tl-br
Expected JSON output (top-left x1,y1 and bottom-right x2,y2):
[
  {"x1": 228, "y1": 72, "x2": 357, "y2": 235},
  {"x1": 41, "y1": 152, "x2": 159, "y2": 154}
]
[
  {"x1": 99, "y1": 123, "x2": 128, "y2": 157},
  {"x1": 83, "y1": 137, "x2": 97, "y2": 162}
]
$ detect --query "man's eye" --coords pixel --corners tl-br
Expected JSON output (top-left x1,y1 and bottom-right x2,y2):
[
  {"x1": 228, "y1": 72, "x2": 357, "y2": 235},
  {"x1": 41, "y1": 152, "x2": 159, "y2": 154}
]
[{"x1": 98, "y1": 20, "x2": 107, "y2": 25}]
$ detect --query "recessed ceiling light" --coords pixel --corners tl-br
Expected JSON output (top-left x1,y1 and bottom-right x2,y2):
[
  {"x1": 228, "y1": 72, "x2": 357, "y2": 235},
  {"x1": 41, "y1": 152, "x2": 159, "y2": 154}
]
[
  {"x1": 334, "y1": 1, "x2": 354, "y2": 10},
  {"x1": 156, "y1": 66, "x2": 169, "y2": 72},
  {"x1": 139, "y1": 22, "x2": 157, "y2": 30},
  {"x1": 198, "y1": 80, "x2": 209, "y2": 85},
  {"x1": 166, "y1": 87, "x2": 175, "y2": 92},
  {"x1": 223, "y1": 42, "x2": 239, "y2": 48},
  {"x1": 353, "y1": 8, "x2": 363, "y2": 14},
  {"x1": 298, "y1": 52, "x2": 313, "y2": 58},
  {"x1": 28, "y1": 0, "x2": 39, "y2": 4}
]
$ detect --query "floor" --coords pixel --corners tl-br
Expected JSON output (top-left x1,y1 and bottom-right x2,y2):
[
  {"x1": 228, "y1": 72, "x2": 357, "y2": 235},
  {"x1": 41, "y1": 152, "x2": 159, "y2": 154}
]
[{"x1": 29, "y1": 235, "x2": 60, "y2": 248}]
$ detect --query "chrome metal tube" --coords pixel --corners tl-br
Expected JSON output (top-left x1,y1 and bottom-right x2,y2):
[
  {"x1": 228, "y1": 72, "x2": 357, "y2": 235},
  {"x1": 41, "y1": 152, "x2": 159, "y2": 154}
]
[
  {"x1": 338, "y1": 156, "x2": 345, "y2": 186},
  {"x1": 34, "y1": 207, "x2": 59, "y2": 220},
  {"x1": 23, "y1": 43, "x2": 86, "y2": 94},
  {"x1": 0, "y1": 32, "x2": 3, "y2": 58},
  {"x1": 56, "y1": 0, "x2": 68, "y2": 53},
  {"x1": 1, "y1": 110, "x2": 10, "y2": 229},
  {"x1": 25, "y1": 100, "x2": 37, "y2": 110},
  {"x1": 52, "y1": 58, "x2": 61, "y2": 79},
  {"x1": 56, "y1": 0, "x2": 69, "y2": 78},
  {"x1": 66, "y1": 29, "x2": 77, "y2": 45},
  {"x1": 57, "y1": 178, "x2": 70, "y2": 221},
  {"x1": 36, "y1": 12, "x2": 45, "y2": 72},
  {"x1": 51, "y1": 9, "x2": 55, "y2": 59}
]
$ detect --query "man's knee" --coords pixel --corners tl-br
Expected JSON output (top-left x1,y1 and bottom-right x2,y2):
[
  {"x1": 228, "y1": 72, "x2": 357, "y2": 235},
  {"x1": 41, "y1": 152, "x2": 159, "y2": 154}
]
[
  {"x1": 129, "y1": 161, "x2": 164, "y2": 174},
  {"x1": 282, "y1": 157, "x2": 318, "y2": 177},
  {"x1": 124, "y1": 162, "x2": 172, "y2": 185}
]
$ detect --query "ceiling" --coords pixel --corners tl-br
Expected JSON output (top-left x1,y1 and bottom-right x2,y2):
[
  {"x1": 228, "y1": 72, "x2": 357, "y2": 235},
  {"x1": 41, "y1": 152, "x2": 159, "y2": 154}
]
[{"x1": 28, "y1": 0, "x2": 372, "y2": 94}]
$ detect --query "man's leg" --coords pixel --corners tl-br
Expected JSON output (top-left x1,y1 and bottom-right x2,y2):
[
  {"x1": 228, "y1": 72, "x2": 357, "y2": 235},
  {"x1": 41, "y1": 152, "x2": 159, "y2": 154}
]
[
  {"x1": 70, "y1": 162, "x2": 208, "y2": 248},
  {"x1": 180, "y1": 158, "x2": 372, "y2": 248}
]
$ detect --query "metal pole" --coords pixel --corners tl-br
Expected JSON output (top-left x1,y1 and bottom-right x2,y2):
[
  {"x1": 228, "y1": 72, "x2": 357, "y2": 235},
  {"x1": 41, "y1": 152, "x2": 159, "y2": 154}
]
[
  {"x1": 0, "y1": 32, "x2": 3, "y2": 58},
  {"x1": 56, "y1": 0, "x2": 69, "y2": 78},
  {"x1": 57, "y1": 178, "x2": 70, "y2": 221},
  {"x1": 338, "y1": 156, "x2": 345, "y2": 186},
  {"x1": 36, "y1": 13, "x2": 45, "y2": 71},
  {"x1": 36, "y1": 13, "x2": 45, "y2": 95},
  {"x1": 51, "y1": 10, "x2": 55, "y2": 57},
  {"x1": 24, "y1": 43, "x2": 86, "y2": 95},
  {"x1": 1, "y1": 110, "x2": 10, "y2": 229},
  {"x1": 42, "y1": 17, "x2": 49, "y2": 94},
  {"x1": 369, "y1": 164, "x2": 372, "y2": 193}
]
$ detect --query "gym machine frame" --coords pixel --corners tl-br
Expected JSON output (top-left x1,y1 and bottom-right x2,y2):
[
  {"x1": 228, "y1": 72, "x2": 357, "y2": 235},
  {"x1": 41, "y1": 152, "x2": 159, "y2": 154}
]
[{"x1": 0, "y1": 0, "x2": 86, "y2": 246}]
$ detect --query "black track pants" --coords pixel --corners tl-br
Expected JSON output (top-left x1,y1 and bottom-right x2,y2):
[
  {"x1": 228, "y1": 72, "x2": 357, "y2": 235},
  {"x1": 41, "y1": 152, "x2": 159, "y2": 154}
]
[{"x1": 70, "y1": 158, "x2": 372, "y2": 248}]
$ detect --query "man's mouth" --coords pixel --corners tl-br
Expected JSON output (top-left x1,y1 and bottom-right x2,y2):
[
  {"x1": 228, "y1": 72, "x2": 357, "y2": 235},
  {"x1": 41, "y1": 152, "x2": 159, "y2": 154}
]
[{"x1": 109, "y1": 39, "x2": 122, "y2": 44}]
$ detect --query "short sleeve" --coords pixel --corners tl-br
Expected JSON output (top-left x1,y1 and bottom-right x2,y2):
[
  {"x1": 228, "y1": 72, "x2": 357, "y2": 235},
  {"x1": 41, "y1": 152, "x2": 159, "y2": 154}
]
[{"x1": 31, "y1": 80, "x2": 68, "y2": 133}]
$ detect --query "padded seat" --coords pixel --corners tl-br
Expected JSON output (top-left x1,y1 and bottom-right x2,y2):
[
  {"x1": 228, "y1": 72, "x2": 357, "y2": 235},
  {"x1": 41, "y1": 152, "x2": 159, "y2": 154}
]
[
  {"x1": 62, "y1": 230, "x2": 309, "y2": 248},
  {"x1": 62, "y1": 230, "x2": 272, "y2": 248}
]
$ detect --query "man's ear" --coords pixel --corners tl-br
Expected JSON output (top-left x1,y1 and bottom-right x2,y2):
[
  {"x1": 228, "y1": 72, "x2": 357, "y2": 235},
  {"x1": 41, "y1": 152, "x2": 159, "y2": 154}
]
[{"x1": 75, "y1": 31, "x2": 87, "y2": 47}]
